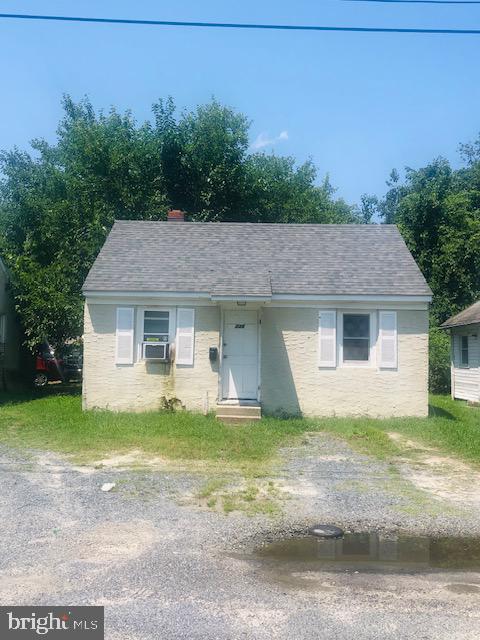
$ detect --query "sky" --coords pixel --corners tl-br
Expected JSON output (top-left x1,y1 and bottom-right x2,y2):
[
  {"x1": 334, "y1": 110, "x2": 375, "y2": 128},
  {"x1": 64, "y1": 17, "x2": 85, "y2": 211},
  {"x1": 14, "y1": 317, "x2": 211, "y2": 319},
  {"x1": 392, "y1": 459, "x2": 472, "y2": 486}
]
[{"x1": 0, "y1": 0, "x2": 480, "y2": 206}]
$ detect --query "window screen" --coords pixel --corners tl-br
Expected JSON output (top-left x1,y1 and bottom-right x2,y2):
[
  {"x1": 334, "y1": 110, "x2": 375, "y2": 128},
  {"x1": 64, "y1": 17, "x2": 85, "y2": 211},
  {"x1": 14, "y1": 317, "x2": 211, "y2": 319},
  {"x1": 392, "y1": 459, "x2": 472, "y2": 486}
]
[
  {"x1": 143, "y1": 310, "x2": 169, "y2": 343},
  {"x1": 343, "y1": 314, "x2": 370, "y2": 362}
]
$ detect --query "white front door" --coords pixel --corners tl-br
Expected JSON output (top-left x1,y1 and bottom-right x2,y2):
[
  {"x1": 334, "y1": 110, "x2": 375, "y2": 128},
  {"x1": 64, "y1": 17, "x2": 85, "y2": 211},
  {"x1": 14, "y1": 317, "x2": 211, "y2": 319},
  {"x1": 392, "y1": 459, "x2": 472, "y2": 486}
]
[{"x1": 222, "y1": 310, "x2": 259, "y2": 400}]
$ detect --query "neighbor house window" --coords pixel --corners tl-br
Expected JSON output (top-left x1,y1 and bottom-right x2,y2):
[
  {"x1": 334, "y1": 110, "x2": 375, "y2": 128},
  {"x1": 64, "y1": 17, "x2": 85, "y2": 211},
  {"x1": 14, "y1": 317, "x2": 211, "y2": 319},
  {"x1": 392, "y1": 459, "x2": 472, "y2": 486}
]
[
  {"x1": 0, "y1": 315, "x2": 5, "y2": 364},
  {"x1": 343, "y1": 314, "x2": 370, "y2": 362},
  {"x1": 143, "y1": 310, "x2": 170, "y2": 343},
  {"x1": 461, "y1": 336, "x2": 469, "y2": 366}
]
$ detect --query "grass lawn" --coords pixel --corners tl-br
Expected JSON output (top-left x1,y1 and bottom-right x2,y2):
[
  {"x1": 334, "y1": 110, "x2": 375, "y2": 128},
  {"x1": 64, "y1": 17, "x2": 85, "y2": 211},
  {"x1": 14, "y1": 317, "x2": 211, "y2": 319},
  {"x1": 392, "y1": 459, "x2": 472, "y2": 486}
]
[{"x1": 0, "y1": 386, "x2": 478, "y2": 469}]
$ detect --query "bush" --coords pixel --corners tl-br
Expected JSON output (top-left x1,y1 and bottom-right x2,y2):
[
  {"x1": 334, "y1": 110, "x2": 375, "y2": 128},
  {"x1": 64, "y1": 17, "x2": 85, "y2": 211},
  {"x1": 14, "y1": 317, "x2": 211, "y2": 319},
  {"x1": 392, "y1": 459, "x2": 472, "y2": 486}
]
[{"x1": 429, "y1": 326, "x2": 451, "y2": 394}]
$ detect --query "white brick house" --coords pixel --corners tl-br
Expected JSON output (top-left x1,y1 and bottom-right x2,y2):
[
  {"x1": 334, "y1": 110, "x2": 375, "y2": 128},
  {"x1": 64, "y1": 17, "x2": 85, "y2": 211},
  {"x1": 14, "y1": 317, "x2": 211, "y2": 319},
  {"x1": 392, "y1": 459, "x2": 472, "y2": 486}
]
[{"x1": 82, "y1": 213, "x2": 432, "y2": 418}]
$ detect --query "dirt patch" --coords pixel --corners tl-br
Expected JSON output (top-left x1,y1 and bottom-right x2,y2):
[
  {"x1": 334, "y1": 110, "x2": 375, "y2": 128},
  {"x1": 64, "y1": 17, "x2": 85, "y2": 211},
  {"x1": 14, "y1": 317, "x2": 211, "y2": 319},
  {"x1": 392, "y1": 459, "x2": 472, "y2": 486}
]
[
  {"x1": 76, "y1": 520, "x2": 160, "y2": 565},
  {"x1": 388, "y1": 432, "x2": 437, "y2": 452},
  {"x1": 232, "y1": 605, "x2": 288, "y2": 633},
  {"x1": 388, "y1": 432, "x2": 480, "y2": 510},
  {"x1": 279, "y1": 478, "x2": 322, "y2": 498},
  {"x1": 93, "y1": 450, "x2": 167, "y2": 469},
  {"x1": 30, "y1": 452, "x2": 68, "y2": 488},
  {"x1": 0, "y1": 571, "x2": 60, "y2": 600}
]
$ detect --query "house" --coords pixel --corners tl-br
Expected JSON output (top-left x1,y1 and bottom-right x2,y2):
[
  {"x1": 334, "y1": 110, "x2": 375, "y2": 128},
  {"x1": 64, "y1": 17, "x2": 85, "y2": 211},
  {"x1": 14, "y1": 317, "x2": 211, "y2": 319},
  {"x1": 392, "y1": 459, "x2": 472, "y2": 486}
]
[
  {"x1": 0, "y1": 258, "x2": 21, "y2": 389},
  {"x1": 441, "y1": 301, "x2": 480, "y2": 404},
  {"x1": 82, "y1": 212, "x2": 432, "y2": 419}
]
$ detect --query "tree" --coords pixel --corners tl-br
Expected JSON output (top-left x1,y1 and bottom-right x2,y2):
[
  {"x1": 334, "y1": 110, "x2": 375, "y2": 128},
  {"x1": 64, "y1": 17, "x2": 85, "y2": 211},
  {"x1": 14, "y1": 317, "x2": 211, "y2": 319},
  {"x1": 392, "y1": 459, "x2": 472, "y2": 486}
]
[
  {"x1": 374, "y1": 156, "x2": 480, "y2": 325},
  {"x1": 370, "y1": 143, "x2": 480, "y2": 392},
  {"x1": 0, "y1": 97, "x2": 169, "y2": 347},
  {"x1": 243, "y1": 158, "x2": 357, "y2": 224},
  {"x1": 0, "y1": 96, "x2": 359, "y2": 348},
  {"x1": 155, "y1": 98, "x2": 249, "y2": 220}
]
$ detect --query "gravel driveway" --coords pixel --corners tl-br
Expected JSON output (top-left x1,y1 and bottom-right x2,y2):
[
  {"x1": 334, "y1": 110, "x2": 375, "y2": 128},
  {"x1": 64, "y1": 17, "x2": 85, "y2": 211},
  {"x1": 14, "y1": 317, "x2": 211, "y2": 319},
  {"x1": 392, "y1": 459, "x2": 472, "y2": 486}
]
[{"x1": 2, "y1": 435, "x2": 480, "y2": 640}]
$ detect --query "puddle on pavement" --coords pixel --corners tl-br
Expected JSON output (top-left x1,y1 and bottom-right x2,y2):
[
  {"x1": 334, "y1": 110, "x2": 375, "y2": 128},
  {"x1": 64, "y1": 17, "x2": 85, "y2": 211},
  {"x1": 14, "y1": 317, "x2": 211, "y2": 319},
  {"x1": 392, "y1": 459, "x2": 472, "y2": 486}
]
[
  {"x1": 445, "y1": 583, "x2": 480, "y2": 594},
  {"x1": 254, "y1": 532, "x2": 480, "y2": 574}
]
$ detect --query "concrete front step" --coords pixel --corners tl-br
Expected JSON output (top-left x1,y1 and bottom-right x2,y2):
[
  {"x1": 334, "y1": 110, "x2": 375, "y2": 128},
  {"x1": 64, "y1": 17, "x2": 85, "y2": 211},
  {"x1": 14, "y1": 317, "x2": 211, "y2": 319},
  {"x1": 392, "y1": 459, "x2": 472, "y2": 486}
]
[
  {"x1": 215, "y1": 403, "x2": 262, "y2": 424},
  {"x1": 215, "y1": 404, "x2": 261, "y2": 418}
]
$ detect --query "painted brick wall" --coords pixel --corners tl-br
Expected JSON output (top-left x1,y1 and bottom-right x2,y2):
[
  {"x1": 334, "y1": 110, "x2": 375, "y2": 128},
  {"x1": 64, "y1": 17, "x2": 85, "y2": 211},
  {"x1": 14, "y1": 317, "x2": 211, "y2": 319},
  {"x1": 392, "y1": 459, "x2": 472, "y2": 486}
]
[
  {"x1": 260, "y1": 307, "x2": 429, "y2": 417},
  {"x1": 84, "y1": 302, "x2": 429, "y2": 417},
  {"x1": 83, "y1": 303, "x2": 220, "y2": 412}
]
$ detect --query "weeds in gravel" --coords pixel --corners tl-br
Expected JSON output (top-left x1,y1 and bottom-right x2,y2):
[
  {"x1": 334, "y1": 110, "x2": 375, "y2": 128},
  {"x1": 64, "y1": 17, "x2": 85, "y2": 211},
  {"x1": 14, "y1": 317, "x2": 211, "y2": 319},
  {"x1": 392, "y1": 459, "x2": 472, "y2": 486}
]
[
  {"x1": 195, "y1": 475, "x2": 286, "y2": 516},
  {"x1": 197, "y1": 478, "x2": 228, "y2": 499},
  {"x1": 220, "y1": 482, "x2": 283, "y2": 517}
]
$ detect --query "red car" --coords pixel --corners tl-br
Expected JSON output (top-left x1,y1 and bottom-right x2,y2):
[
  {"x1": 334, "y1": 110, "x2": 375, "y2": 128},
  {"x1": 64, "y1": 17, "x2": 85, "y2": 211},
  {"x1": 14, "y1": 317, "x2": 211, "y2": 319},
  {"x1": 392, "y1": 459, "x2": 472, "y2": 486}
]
[{"x1": 34, "y1": 343, "x2": 83, "y2": 387}]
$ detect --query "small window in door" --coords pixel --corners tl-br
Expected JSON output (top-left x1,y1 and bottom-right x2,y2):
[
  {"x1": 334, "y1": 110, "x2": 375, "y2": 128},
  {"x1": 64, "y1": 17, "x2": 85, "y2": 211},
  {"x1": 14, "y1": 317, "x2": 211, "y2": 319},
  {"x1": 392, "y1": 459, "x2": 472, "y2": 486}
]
[{"x1": 461, "y1": 336, "x2": 469, "y2": 366}]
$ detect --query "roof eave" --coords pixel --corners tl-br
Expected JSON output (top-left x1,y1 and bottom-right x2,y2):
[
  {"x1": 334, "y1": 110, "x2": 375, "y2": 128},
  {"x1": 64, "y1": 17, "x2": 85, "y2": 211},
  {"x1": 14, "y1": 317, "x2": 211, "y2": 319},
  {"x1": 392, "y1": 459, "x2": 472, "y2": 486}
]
[
  {"x1": 83, "y1": 289, "x2": 211, "y2": 299},
  {"x1": 271, "y1": 293, "x2": 432, "y2": 302},
  {"x1": 83, "y1": 289, "x2": 432, "y2": 302},
  {"x1": 210, "y1": 294, "x2": 272, "y2": 302},
  {"x1": 441, "y1": 319, "x2": 480, "y2": 330}
]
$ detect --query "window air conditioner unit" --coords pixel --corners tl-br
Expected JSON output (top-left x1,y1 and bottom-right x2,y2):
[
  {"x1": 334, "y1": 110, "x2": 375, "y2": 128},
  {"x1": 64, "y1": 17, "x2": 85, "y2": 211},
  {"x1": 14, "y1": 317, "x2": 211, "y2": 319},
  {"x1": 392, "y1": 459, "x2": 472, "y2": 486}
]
[{"x1": 143, "y1": 342, "x2": 169, "y2": 361}]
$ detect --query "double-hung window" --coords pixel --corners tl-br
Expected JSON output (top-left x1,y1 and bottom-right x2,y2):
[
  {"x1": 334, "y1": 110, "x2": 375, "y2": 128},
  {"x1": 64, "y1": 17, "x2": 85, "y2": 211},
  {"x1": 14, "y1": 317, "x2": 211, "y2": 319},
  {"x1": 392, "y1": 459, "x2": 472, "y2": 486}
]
[
  {"x1": 343, "y1": 314, "x2": 370, "y2": 363},
  {"x1": 461, "y1": 336, "x2": 469, "y2": 367},
  {"x1": 0, "y1": 314, "x2": 5, "y2": 363},
  {"x1": 142, "y1": 310, "x2": 170, "y2": 359}
]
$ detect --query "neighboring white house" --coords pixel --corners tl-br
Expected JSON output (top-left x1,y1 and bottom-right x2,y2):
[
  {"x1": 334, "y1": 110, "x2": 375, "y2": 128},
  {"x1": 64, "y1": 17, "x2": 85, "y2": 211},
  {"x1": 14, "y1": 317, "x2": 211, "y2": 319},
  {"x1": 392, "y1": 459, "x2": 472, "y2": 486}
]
[
  {"x1": 82, "y1": 213, "x2": 432, "y2": 419},
  {"x1": 441, "y1": 301, "x2": 480, "y2": 404},
  {"x1": 0, "y1": 258, "x2": 21, "y2": 389}
]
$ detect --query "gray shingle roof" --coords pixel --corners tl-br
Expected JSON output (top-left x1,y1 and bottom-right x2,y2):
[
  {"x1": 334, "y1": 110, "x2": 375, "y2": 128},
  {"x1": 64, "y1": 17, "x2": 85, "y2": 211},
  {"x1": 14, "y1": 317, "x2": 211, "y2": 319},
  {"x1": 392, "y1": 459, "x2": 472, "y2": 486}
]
[
  {"x1": 441, "y1": 301, "x2": 480, "y2": 329},
  {"x1": 83, "y1": 221, "x2": 432, "y2": 297},
  {"x1": 211, "y1": 272, "x2": 272, "y2": 297}
]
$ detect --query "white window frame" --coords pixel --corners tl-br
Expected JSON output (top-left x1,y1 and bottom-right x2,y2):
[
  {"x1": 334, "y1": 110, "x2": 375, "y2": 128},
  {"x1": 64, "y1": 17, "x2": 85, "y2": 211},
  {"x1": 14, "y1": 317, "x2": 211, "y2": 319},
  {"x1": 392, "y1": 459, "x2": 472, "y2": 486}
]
[
  {"x1": 460, "y1": 335, "x2": 469, "y2": 368},
  {"x1": 136, "y1": 307, "x2": 176, "y2": 362},
  {"x1": 0, "y1": 314, "x2": 6, "y2": 343},
  {"x1": 338, "y1": 310, "x2": 377, "y2": 368}
]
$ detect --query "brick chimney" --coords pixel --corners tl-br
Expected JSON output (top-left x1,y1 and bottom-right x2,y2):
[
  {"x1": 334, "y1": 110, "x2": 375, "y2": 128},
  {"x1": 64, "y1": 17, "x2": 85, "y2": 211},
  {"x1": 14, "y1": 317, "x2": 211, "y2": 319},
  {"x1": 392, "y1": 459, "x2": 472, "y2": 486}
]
[{"x1": 167, "y1": 209, "x2": 185, "y2": 222}]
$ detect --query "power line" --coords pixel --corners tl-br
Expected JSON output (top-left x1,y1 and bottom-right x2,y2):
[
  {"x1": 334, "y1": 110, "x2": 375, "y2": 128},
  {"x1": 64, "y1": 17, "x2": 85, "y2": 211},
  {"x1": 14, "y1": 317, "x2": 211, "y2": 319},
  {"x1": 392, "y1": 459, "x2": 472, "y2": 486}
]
[
  {"x1": 0, "y1": 12, "x2": 480, "y2": 35},
  {"x1": 344, "y1": 0, "x2": 480, "y2": 4}
]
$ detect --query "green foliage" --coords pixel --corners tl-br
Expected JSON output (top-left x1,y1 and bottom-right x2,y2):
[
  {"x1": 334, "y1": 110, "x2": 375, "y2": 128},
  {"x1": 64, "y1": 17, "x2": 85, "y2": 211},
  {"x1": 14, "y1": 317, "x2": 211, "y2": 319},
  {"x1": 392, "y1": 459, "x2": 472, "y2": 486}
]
[
  {"x1": 372, "y1": 153, "x2": 480, "y2": 325},
  {"x1": 429, "y1": 326, "x2": 451, "y2": 394},
  {"x1": 367, "y1": 140, "x2": 480, "y2": 393},
  {"x1": 159, "y1": 395, "x2": 184, "y2": 412},
  {"x1": 0, "y1": 96, "x2": 360, "y2": 347}
]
